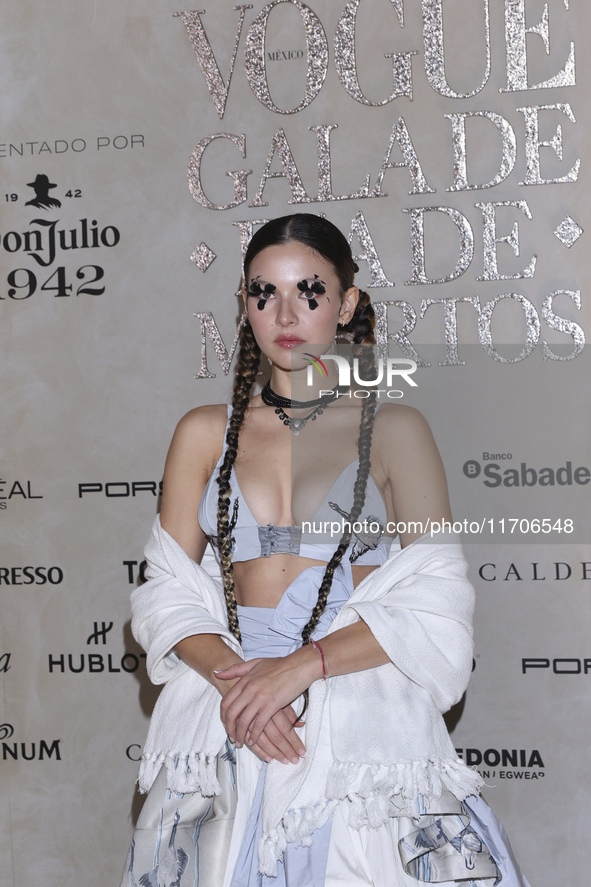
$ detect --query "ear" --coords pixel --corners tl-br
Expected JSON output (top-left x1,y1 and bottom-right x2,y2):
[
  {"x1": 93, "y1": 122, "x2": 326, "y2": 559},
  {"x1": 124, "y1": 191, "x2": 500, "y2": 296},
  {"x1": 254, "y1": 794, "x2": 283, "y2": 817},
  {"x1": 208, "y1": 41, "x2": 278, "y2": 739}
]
[{"x1": 338, "y1": 286, "x2": 359, "y2": 326}]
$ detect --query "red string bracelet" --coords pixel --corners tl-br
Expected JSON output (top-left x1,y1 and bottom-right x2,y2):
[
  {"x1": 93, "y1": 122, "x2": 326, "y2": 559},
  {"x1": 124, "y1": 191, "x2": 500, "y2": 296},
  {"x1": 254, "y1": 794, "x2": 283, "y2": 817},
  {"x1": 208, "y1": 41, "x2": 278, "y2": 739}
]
[{"x1": 310, "y1": 639, "x2": 329, "y2": 680}]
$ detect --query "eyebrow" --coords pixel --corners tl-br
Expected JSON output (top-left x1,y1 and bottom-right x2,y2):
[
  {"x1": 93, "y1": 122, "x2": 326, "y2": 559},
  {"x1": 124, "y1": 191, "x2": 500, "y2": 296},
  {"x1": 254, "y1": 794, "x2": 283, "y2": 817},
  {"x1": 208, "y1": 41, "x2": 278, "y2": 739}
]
[
  {"x1": 247, "y1": 275, "x2": 328, "y2": 289},
  {"x1": 297, "y1": 276, "x2": 327, "y2": 290},
  {"x1": 246, "y1": 278, "x2": 277, "y2": 298}
]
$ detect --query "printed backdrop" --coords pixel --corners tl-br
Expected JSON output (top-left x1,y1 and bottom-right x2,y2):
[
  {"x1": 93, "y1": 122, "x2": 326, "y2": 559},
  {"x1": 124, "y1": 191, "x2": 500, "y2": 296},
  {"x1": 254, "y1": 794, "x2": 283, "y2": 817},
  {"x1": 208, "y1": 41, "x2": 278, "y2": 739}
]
[{"x1": 1, "y1": 1, "x2": 590, "y2": 884}]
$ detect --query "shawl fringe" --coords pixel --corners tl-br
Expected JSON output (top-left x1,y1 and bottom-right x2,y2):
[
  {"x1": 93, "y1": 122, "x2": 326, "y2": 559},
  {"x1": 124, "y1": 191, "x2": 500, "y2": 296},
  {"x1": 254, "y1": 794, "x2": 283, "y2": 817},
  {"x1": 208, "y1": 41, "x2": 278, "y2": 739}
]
[
  {"x1": 258, "y1": 757, "x2": 483, "y2": 877},
  {"x1": 138, "y1": 751, "x2": 222, "y2": 797}
]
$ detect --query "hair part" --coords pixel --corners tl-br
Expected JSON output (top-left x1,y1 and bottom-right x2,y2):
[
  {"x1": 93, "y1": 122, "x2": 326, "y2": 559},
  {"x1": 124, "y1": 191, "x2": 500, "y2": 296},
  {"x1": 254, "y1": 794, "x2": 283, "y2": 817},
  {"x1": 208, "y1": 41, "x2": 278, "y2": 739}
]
[{"x1": 245, "y1": 213, "x2": 357, "y2": 293}]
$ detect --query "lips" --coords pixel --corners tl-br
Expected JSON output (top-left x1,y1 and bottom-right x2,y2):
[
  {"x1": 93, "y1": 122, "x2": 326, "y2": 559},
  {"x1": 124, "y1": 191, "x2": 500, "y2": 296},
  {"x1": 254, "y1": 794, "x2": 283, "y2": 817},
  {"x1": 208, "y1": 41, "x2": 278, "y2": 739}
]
[{"x1": 274, "y1": 335, "x2": 305, "y2": 348}]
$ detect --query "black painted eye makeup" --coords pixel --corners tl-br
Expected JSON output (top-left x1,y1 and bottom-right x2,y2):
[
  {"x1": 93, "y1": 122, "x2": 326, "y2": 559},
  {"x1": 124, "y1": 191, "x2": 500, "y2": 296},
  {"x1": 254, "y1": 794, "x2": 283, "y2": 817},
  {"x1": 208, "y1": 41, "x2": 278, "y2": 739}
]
[
  {"x1": 297, "y1": 275, "x2": 326, "y2": 310},
  {"x1": 247, "y1": 276, "x2": 276, "y2": 309}
]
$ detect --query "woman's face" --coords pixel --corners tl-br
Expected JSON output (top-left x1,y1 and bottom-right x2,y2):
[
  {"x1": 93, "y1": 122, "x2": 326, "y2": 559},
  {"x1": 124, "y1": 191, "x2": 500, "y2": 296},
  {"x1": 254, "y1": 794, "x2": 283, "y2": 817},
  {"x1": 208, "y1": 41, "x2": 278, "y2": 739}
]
[{"x1": 243, "y1": 241, "x2": 358, "y2": 371}]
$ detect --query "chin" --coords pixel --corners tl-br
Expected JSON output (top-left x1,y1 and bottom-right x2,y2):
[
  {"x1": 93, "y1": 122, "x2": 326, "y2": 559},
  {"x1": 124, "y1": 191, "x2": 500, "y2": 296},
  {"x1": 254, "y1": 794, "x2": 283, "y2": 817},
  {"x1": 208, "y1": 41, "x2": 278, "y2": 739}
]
[{"x1": 273, "y1": 352, "x2": 305, "y2": 371}]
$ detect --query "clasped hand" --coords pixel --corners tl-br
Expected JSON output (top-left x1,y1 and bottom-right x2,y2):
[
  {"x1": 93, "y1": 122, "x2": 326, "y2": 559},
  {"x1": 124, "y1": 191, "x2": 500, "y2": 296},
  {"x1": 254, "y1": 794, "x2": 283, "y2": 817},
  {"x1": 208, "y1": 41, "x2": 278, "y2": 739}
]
[{"x1": 215, "y1": 656, "x2": 312, "y2": 765}]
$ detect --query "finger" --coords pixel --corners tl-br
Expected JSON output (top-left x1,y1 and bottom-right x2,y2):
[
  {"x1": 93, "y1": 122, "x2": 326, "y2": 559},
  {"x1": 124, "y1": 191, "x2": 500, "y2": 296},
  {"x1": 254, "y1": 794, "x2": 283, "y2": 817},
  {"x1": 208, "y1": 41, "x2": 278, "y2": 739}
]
[
  {"x1": 248, "y1": 742, "x2": 272, "y2": 764},
  {"x1": 219, "y1": 686, "x2": 247, "y2": 740},
  {"x1": 221, "y1": 690, "x2": 256, "y2": 743},
  {"x1": 234, "y1": 700, "x2": 267, "y2": 747},
  {"x1": 252, "y1": 735, "x2": 286, "y2": 765},
  {"x1": 254, "y1": 731, "x2": 295, "y2": 766},
  {"x1": 272, "y1": 710, "x2": 306, "y2": 757},
  {"x1": 214, "y1": 661, "x2": 254, "y2": 679},
  {"x1": 246, "y1": 722, "x2": 304, "y2": 744},
  {"x1": 248, "y1": 707, "x2": 299, "y2": 750},
  {"x1": 251, "y1": 715, "x2": 305, "y2": 763}
]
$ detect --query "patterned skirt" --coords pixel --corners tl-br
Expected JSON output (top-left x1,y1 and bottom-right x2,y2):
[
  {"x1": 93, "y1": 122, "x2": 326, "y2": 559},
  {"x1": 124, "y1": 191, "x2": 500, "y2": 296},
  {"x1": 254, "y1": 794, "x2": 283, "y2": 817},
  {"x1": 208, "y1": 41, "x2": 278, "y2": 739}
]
[{"x1": 120, "y1": 743, "x2": 236, "y2": 887}]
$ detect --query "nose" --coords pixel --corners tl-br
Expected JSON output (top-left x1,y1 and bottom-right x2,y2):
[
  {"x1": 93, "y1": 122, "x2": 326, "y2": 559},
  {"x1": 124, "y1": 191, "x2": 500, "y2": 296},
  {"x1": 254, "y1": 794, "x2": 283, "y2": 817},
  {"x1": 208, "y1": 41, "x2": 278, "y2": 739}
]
[{"x1": 275, "y1": 295, "x2": 298, "y2": 327}]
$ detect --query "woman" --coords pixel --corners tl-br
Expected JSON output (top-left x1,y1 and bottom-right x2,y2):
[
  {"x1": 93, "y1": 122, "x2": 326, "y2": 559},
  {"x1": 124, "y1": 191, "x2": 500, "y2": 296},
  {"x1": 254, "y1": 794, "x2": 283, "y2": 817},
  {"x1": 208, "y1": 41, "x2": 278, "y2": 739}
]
[{"x1": 123, "y1": 215, "x2": 529, "y2": 887}]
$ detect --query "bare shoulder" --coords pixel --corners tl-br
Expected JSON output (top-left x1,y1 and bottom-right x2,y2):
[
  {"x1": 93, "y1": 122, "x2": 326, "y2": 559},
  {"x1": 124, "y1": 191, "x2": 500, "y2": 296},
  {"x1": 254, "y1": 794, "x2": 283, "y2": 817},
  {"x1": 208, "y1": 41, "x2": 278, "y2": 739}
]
[
  {"x1": 175, "y1": 402, "x2": 228, "y2": 436},
  {"x1": 373, "y1": 402, "x2": 436, "y2": 449},
  {"x1": 167, "y1": 403, "x2": 228, "y2": 472},
  {"x1": 160, "y1": 404, "x2": 228, "y2": 557},
  {"x1": 371, "y1": 402, "x2": 444, "y2": 482}
]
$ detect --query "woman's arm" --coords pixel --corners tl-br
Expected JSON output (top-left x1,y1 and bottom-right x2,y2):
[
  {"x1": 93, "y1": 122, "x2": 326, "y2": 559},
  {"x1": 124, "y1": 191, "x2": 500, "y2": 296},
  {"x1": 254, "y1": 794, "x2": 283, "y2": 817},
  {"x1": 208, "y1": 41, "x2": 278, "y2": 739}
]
[
  {"x1": 218, "y1": 404, "x2": 454, "y2": 747},
  {"x1": 218, "y1": 622, "x2": 388, "y2": 748},
  {"x1": 159, "y1": 406, "x2": 245, "y2": 685},
  {"x1": 375, "y1": 403, "x2": 453, "y2": 547},
  {"x1": 158, "y1": 406, "x2": 306, "y2": 764}
]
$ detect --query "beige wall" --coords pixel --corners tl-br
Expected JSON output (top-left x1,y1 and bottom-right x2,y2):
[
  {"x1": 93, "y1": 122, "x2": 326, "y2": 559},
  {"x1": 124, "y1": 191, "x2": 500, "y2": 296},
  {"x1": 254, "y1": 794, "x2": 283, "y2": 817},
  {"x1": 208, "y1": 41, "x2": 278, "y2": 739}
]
[{"x1": 1, "y1": 1, "x2": 589, "y2": 884}]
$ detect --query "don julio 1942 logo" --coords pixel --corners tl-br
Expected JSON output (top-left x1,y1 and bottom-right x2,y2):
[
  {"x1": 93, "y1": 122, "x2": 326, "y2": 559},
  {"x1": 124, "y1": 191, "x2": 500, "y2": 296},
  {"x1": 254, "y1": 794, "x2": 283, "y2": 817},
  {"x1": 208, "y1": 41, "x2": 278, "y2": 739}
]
[{"x1": 0, "y1": 174, "x2": 121, "y2": 302}]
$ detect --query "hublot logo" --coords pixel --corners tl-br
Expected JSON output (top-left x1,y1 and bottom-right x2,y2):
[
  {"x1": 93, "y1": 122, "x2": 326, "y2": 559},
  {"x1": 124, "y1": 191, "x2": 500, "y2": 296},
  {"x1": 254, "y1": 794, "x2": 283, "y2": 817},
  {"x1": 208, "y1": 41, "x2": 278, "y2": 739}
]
[
  {"x1": 48, "y1": 621, "x2": 146, "y2": 675},
  {"x1": 48, "y1": 652, "x2": 146, "y2": 674}
]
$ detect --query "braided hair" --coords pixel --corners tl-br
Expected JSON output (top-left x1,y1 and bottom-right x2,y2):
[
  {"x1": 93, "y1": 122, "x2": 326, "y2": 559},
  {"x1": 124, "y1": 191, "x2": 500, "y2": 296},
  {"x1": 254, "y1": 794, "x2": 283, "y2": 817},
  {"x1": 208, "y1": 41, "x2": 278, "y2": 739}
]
[
  {"x1": 216, "y1": 319, "x2": 261, "y2": 643},
  {"x1": 216, "y1": 216, "x2": 377, "y2": 704}
]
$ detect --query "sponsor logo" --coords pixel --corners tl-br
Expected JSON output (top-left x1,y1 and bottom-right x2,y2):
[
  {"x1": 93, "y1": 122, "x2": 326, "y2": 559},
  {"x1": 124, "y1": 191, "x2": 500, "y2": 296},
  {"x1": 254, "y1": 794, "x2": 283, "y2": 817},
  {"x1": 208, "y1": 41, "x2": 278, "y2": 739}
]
[
  {"x1": 1, "y1": 177, "x2": 124, "y2": 303},
  {"x1": 0, "y1": 478, "x2": 43, "y2": 510},
  {"x1": 522, "y1": 658, "x2": 591, "y2": 674},
  {"x1": 0, "y1": 567, "x2": 63, "y2": 585},
  {"x1": 463, "y1": 459, "x2": 590, "y2": 487},
  {"x1": 126, "y1": 744, "x2": 142, "y2": 761},
  {"x1": 124, "y1": 561, "x2": 147, "y2": 584},
  {"x1": 0, "y1": 216, "x2": 120, "y2": 265},
  {"x1": 25, "y1": 173, "x2": 61, "y2": 210},
  {"x1": 0, "y1": 723, "x2": 62, "y2": 762},
  {"x1": 48, "y1": 652, "x2": 146, "y2": 674},
  {"x1": 87, "y1": 622, "x2": 113, "y2": 644},
  {"x1": 455, "y1": 747, "x2": 545, "y2": 780},
  {"x1": 48, "y1": 621, "x2": 146, "y2": 675},
  {"x1": 78, "y1": 481, "x2": 162, "y2": 498},
  {"x1": 478, "y1": 561, "x2": 591, "y2": 581}
]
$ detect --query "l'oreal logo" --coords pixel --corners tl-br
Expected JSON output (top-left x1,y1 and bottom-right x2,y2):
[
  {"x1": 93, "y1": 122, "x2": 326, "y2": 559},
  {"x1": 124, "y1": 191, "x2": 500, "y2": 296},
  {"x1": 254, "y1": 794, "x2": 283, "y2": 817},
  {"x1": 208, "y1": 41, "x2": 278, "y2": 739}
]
[{"x1": 306, "y1": 356, "x2": 418, "y2": 388}]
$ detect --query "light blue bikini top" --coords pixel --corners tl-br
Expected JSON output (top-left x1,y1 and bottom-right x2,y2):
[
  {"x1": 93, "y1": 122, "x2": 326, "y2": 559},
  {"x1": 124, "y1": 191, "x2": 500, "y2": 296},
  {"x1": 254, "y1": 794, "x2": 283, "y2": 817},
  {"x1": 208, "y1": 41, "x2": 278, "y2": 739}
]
[{"x1": 198, "y1": 406, "x2": 395, "y2": 565}]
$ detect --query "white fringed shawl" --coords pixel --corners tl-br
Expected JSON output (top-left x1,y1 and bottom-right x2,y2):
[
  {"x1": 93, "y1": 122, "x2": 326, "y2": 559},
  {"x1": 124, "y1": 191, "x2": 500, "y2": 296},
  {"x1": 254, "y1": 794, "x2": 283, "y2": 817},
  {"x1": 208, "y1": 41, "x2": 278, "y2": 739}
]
[{"x1": 131, "y1": 517, "x2": 482, "y2": 877}]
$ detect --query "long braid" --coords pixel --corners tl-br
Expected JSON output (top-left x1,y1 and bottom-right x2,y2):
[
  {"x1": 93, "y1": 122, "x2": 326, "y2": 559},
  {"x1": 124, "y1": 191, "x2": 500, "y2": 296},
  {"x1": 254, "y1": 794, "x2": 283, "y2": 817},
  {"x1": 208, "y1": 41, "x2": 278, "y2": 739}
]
[
  {"x1": 216, "y1": 317, "x2": 261, "y2": 642},
  {"x1": 298, "y1": 289, "x2": 377, "y2": 715}
]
